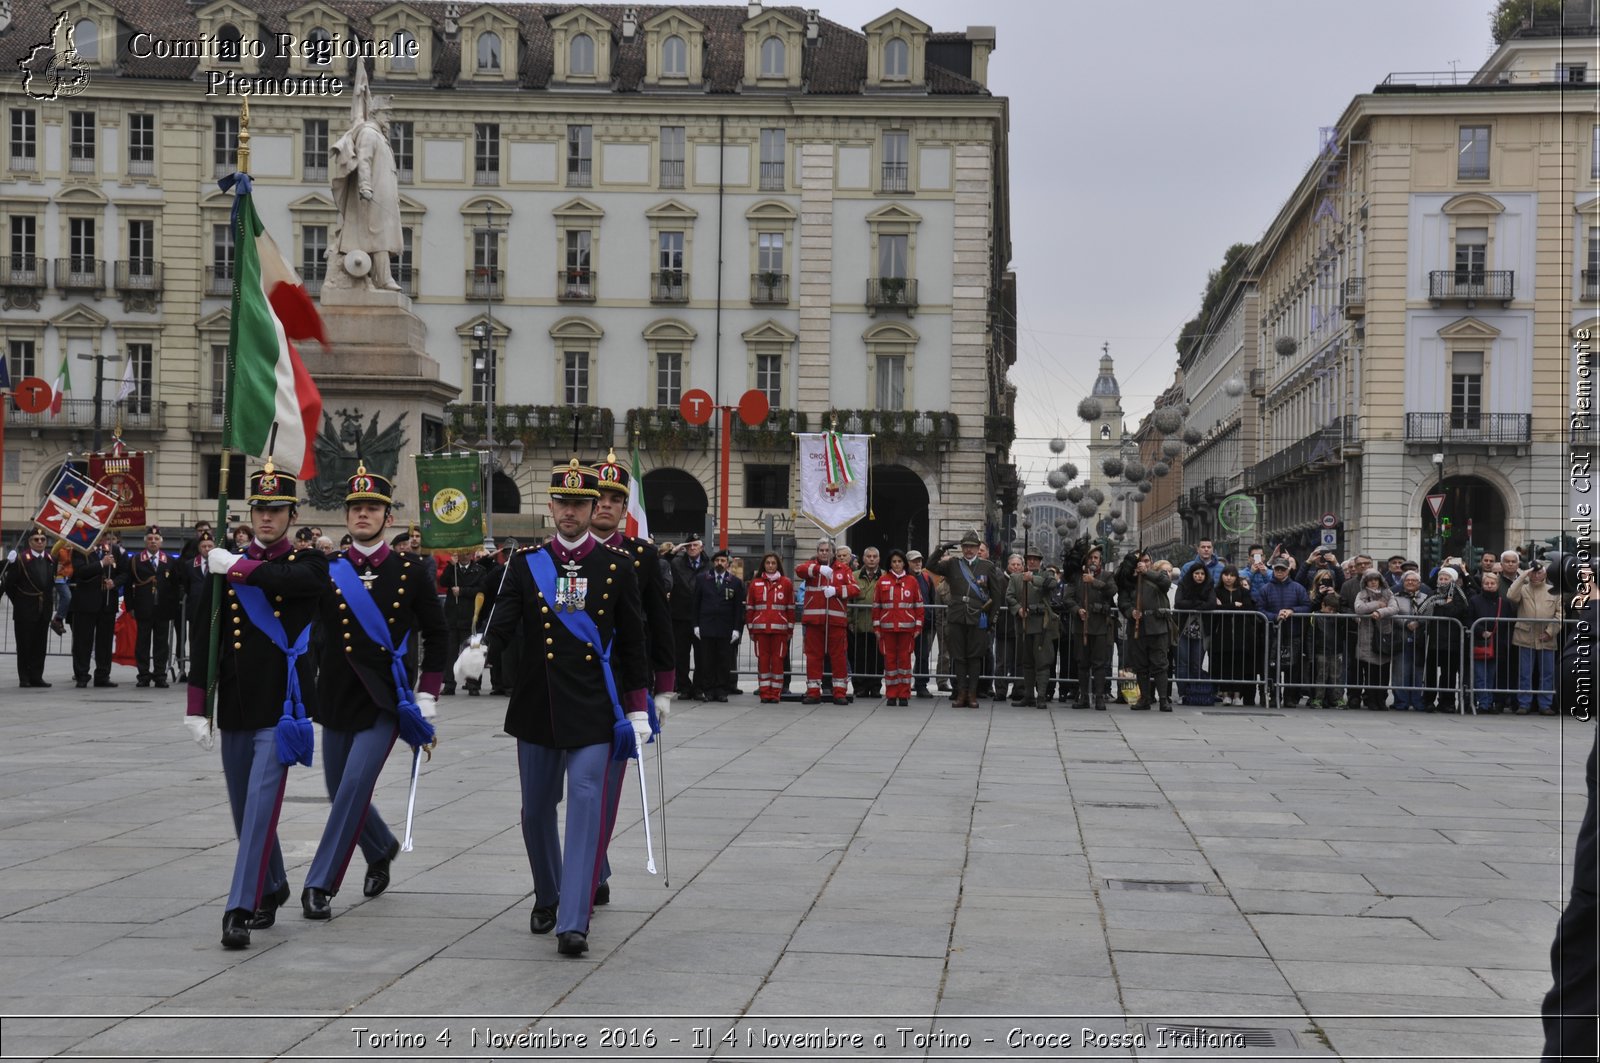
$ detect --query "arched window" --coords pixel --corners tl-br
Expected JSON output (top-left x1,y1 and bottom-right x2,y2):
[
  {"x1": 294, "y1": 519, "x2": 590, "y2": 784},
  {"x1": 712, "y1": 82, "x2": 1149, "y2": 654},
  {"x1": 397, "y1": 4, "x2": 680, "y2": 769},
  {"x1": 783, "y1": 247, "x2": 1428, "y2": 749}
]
[
  {"x1": 306, "y1": 27, "x2": 332, "y2": 67},
  {"x1": 662, "y1": 34, "x2": 687, "y2": 77},
  {"x1": 570, "y1": 32, "x2": 595, "y2": 75},
  {"x1": 1100, "y1": 425, "x2": 1111, "y2": 440},
  {"x1": 884, "y1": 37, "x2": 909, "y2": 79},
  {"x1": 391, "y1": 29, "x2": 417, "y2": 71},
  {"x1": 216, "y1": 24, "x2": 242, "y2": 64},
  {"x1": 72, "y1": 19, "x2": 99, "y2": 62},
  {"x1": 759, "y1": 35, "x2": 784, "y2": 77},
  {"x1": 477, "y1": 30, "x2": 502, "y2": 71}
]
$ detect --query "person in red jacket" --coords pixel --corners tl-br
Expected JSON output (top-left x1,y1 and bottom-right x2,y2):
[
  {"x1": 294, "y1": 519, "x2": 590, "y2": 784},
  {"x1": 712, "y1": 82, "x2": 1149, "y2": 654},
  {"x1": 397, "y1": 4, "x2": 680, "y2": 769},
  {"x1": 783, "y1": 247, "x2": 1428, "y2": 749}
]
[
  {"x1": 746, "y1": 553, "x2": 795, "y2": 704},
  {"x1": 874, "y1": 549, "x2": 924, "y2": 706},
  {"x1": 792, "y1": 537, "x2": 858, "y2": 705}
]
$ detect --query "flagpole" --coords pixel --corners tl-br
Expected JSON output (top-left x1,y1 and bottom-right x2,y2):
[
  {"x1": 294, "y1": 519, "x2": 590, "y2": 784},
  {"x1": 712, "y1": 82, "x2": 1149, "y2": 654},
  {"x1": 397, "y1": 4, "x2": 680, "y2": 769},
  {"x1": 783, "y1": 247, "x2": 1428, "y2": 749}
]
[{"x1": 205, "y1": 98, "x2": 250, "y2": 724}]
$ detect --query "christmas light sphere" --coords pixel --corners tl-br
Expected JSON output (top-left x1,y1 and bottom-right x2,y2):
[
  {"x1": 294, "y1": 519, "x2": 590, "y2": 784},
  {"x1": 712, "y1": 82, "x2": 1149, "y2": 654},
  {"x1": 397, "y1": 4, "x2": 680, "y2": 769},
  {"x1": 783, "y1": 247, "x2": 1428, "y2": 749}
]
[
  {"x1": 1049, "y1": 436, "x2": 1067, "y2": 454},
  {"x1": 1110, "y1": 518, "x2": 1129, "y2": 535},
  {"x1": 1274, "y1": 335, "x2": 1298, "y2": 357},
  {"x1": 1087, "y1": 488, "x2": 1105, "y2": 504},
  {"x1": 1054, "y1": 519, "x2": 1070, "y2": 534},
  {"x1": 1047, "y1": 469, "x2": 1067, "y2": 489},
  {"x1": 1223, "y1": 375, "x2": 1247, "y2": 398},
  {"x1": 1101, "y1": 457, "x2": 1125, "y2": 478},
  {"x1": 1152, "y1": 461, "x2": 1171, "y2": 478},
  {"x1": 1182, "y1": 427, "x2": 1204, "y2": 446},
  {"x1": 1076, "y1": 500, "x2": 1099, "y2": 519},
  {"x1": 1065, "y1": 517, "x2": 1080, "y2": 530},
  {"x1": 1054, "y1": 487, "x2": 1070, "y2": 501},
  {"x1": 1066, "y1": 486, "x2": 1085, "y2": 503},
  {"x1": 1109, "y1": 508, "x2": 1122, "y2": 519},
  {"x1": 1151, "y1": 408, "x2": 1183, "y2": 434},
  {"x1": 1123, "y1": 460, "x2": 1146, "y2": 482},
  {"x1": 1059, "y1": 462, "x2": 1078, "y2": 480},
  {"x1": 1161, "y1": 438, "x2": 1184, "y2": 458},
  {"x1": 1138, "y1": 478, "x2": 1154, "y2": 493},
  {"x1": 1076, "y1": 397, "x2": 1103, "y2": 422}
]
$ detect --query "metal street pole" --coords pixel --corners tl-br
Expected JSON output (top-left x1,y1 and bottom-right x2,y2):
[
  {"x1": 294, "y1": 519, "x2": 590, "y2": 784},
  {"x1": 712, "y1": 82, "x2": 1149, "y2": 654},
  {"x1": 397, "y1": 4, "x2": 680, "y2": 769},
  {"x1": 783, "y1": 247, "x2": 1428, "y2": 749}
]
[
  {"x1": 474, "y1": 203, "x2": 501, "y2": 546},
  {"x1": 75, "y1": 352, "x2": 108, "y2": 452}
]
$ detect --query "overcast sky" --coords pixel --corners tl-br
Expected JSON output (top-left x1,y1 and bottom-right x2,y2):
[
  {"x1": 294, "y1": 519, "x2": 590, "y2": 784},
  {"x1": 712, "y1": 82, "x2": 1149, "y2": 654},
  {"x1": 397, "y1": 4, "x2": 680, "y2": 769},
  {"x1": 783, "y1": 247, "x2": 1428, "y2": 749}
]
[{"x1": 822, "y1": 0, "x2": 1500, "y2": 493}]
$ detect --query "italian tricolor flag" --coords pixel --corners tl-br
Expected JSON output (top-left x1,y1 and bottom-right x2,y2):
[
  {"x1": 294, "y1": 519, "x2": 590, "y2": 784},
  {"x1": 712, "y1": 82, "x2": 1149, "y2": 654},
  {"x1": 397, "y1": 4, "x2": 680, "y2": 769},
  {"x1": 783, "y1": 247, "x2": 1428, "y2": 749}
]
[
  {"x1": 226, "y1": 188, "x2": 325, "y2": 479},
  {"x1": 49, "y1": 354, "x2": 71, "y2": 417},
  {"x1": 625, "y1": 444, "x2": 650, "y2": 540}
]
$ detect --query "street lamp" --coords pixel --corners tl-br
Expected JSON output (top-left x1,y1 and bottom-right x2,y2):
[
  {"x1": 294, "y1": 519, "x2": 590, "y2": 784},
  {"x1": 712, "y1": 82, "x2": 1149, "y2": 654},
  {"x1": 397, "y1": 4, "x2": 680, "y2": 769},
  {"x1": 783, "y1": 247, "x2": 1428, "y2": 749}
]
[{"x1": 473, "y1": 320, "x2": 496, "y2": 543}]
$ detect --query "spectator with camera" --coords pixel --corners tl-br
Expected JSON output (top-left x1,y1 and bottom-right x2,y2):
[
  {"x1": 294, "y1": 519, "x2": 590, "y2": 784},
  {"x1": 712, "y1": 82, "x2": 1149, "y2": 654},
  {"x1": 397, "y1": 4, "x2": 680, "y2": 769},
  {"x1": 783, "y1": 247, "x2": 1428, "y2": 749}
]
[{"x1": 1505, "y1": 560, "x2": 1559, "y2": 715}]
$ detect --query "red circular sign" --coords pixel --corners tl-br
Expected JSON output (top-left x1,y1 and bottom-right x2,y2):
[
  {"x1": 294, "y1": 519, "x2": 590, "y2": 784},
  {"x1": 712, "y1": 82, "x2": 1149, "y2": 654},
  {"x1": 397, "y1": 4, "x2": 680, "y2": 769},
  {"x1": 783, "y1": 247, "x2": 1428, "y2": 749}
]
[
  {"x1": 679, "y1": 388, "x2": 715, "y2": 426},
  {"x1": 13, "y1": 376, "x2": 51, "y2": 414},
  {"x1": 736, "y1": 389, "x2": 770, "y2": 427}
]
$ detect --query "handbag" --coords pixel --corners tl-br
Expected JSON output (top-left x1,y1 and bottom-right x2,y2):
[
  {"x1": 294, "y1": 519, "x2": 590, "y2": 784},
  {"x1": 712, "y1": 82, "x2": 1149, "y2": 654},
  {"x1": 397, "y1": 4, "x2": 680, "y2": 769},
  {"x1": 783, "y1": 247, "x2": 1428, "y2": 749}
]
[
  {"x1": 1183, "y1": 616, "x2": 1203, "y2": 640},
  {"x1": 1472, "y1": 599, "x2": 1502, "y2": 661},
  {"x1": 1374, "y1": 619, "x2": 1393, "y2": 658}
]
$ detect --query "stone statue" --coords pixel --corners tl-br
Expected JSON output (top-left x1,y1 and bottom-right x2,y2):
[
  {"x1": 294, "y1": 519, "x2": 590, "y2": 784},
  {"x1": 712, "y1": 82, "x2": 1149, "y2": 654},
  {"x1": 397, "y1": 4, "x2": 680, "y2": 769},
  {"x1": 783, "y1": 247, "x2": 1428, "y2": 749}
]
[{"x1": 327, "y1": 62, "x2": 402, "y2": 294}]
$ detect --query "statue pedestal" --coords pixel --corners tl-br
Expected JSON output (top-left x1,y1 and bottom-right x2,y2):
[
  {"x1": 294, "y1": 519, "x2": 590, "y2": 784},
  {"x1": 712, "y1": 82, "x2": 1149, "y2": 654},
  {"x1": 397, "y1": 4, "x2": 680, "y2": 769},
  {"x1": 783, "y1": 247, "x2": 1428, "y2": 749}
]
[{"x1": 297, "y1": 302, "x2": 460, "y2": 520}]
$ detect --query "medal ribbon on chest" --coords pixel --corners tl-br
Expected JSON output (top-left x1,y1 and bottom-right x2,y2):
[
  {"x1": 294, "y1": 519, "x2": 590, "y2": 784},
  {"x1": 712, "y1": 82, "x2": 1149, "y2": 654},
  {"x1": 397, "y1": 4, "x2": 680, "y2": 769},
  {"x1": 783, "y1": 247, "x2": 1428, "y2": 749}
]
[{"x1": 556, "y1": 558, "x2": 588, "y2": 613}]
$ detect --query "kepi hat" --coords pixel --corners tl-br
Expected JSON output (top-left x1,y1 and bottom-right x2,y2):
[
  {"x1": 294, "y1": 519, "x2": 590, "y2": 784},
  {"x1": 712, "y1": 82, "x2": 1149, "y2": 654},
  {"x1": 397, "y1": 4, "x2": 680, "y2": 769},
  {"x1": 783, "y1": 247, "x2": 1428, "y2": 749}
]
[
  {"x1": 593, "y1": 448, "x2": 630, "y2": 496},
  {"x1": 345, "y1": 463, "x2": 394, "y2": 506},
  {"x1": 548, "y1": 458, "x2": 600, "y2": 500},
  {"x1": 247, "y1": 462, "x2": 299, "y2": 509}
]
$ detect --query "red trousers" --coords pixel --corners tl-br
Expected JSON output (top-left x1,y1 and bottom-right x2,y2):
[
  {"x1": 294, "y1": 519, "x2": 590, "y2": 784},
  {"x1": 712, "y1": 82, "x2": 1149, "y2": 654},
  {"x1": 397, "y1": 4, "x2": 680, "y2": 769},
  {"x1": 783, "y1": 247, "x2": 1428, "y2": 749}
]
[
  {"x1": 803, "y1": 622, "x2": 849, "y2": 697},
  {"x1": 879, "y1": 631, "x2": 916, "y2": 699},
  {"x1": 752, "y1": 631, "x2": 790, "y2": 701}
]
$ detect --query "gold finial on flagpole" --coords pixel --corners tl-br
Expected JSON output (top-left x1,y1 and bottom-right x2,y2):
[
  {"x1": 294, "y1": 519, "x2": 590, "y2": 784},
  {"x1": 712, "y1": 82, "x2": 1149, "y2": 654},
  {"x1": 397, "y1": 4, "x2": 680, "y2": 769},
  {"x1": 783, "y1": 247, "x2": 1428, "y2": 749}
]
[{"x1": 237, "y1": 98, "x2": 250, "y2": 174}]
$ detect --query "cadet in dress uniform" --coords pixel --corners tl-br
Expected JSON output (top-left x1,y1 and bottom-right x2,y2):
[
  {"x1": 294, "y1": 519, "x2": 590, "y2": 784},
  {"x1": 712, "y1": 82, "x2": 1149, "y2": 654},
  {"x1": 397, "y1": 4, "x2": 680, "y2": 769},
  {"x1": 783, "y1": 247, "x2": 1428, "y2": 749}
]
[
  {"x1": 485, "y1": 460, "x2": 655, "y2": 957},
  {"x1": 129, "y1": 526, "x2": 185, "y2": 688},
  {"x1": 186, "y1": 465, "x2": 329, "y2": 948},
  {"x1": 5, "y1": 529, "x2": 57, "y2": 687},
  {"x1": 301, "y1": 466, "x2": 447, "y2": 921}
]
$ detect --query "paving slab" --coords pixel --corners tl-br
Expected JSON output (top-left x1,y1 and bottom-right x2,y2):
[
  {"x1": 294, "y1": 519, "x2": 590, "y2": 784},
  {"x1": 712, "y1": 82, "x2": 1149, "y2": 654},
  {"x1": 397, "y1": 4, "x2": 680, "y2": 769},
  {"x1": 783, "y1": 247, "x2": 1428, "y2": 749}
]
[{"x1": 0, "y1": 667, "x2": 1583, "y2": 1060}]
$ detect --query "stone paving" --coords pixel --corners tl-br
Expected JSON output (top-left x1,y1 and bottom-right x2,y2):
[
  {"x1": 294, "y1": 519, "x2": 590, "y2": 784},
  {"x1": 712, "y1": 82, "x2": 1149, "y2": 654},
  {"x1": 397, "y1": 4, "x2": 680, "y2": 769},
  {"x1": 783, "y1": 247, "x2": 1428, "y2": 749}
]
[{"x1": 0, "y1": 655, "x2": 1588, "y2": 1062}]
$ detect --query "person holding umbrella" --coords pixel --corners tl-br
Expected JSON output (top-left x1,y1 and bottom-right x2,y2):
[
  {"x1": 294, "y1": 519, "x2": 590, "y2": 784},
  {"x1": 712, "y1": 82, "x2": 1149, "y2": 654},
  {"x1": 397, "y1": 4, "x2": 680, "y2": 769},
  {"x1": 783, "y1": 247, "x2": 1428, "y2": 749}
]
[{"x1": 185, "y1": 464, "x2": 329, "y2": 948}]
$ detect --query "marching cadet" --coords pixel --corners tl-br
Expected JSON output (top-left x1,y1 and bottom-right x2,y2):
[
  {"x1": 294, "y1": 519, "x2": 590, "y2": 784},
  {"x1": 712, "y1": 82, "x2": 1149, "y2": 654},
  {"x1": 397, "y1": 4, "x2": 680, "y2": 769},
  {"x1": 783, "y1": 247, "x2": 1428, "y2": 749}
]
[
  {"x1": 69, "y1": 537, "x2": 126, "y2": 688},
  {"x1": 930, "y1": 531, "x2": 1000, "y2": 707},
  {"x1": 302, "y1": 466, "x2": 446, "y2": 921},
  {"x1": 482, "y1": 459, "x2": 655, "y2": 957},
  {"x1": 1005, "y1": 547, "x2": 1058, "y2": 708},
  {"x1": 186, "y1": 464, "x2": 328, "y2": 948},
  {"x1": 129, "y1": 525, "x2": 184, "y2": 688},
  {"x1": 793, "y1": 538, "x2": 858, "y2": 705},
  {"x1": 5, "y1": 529, "x2": 57, "y2": 687}
]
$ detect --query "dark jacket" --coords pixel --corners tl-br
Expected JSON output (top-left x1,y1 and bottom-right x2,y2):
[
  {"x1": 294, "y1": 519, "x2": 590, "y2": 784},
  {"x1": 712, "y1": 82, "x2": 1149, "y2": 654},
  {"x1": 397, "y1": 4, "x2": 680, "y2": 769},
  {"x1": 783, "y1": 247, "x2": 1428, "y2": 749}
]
[
  {"x1": 602, "y1": 531, "x2": 677, "y2": 693},
  {"x1": 1173, "y1": 572, "x2": 1215, "y2": 633},
  {"x1": 1060, "y1": 569, "x2": 1117, "y2": 638},
  {"x1": 930, "y1": 552, "x2": 1000, "y2": 628},
  {"x1": 488, "y1": 538, "x2": 650, "y2": 749},
  {"x1": 315, "y1": 544, "x2": 448, "y2": 732},
  {"x1": 669, "y1": 551, "x2": 708, "y2": 622},
  {"x1": 1256, "y1": 573, "x2": 1311, "y2": 619},
  {"x1": 439, "y1": 558, "x2": 488, "y2": 628},
  {"x1": 188, "y1": 540, "x2": 328, "y2": 732},
  {"x1": 69, "y1": 544, "x2": 125, "y2": 614},
  {"x1": 127, "y1": 549, "x2": 184, "y2": 620},
  {"x1": 1125, "y1": 566, "x2": 1173, "y2": 639},
  {"x1": 693, "y1": 568, "x2": 746, "y2": 638},
  {"x1": 4, "y1": 549, "x2": 55, "y2": 622}
]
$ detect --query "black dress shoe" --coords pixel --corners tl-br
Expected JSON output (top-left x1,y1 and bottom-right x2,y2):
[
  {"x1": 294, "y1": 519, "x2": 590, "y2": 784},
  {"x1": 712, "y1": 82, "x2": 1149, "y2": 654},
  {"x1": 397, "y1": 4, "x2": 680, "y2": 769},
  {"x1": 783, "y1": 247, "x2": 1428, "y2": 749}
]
[
  {"x1": 34, "y1": 680, "x2": 51, "y2": 688},
  {"x1": 363, "y1": 840, "x2": 400, "y2": 898},
  {"x1": 301, "y1": 887, "x2": 332, "y2": 920},
  {"x1": 529, "y1": 906, "x2": 557, "y2": 934},
  {"x1": 75, "y1": 679, "x2": 88, "y2": 689},
  {"x1": 154, "y1": 679, "x2": 169, "y2": 689},
  {"x1": 557, "y1": 930, "x2": 589, "y2": 956},
  {"x1": 250, "y1": 883, "x2": 292, "y2": 929},
  {"x1": 711, "y1": 694, "x2": 728, "y2": 703},
  {"x1": 489, "y1": 687, "x2": 508, "y2": 696},
  {"x1": 136, "y1": 678, "x2": 151, "y2": 688},
  {"x1": 594, "y1": 881, "x2": 610, "y2": 906},
  {"x1": 93, "y1": 678, "x2": 118, "y2": 688},
  {"x1": 221, "y1": 908, "x2": 252, "y2": 949}
]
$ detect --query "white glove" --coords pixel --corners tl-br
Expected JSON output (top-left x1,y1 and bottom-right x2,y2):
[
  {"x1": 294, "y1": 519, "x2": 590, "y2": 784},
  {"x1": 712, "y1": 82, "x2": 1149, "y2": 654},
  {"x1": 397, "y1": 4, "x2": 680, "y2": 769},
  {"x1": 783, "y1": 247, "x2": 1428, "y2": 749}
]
[
  {"x1": 731, "y1": 631, "x2": 741, "y2": 643},
  {"x1": 821, "y1": 585, "x2": 836, "y2": 599},
  {"x1": 183, "y1": 714, "x2": 215, "y2": 752},
  {"x1": 627, "y1": 711, "x2": 654, "y2": 748},
  {"x1": 693, "y1": 626, "x2": 701, "y2": 639},
  {"x1": 5, "y1": 549, "x2": 15, "y2": 563},
  {"x1": 454, "y1": 640, "x2": 487, "y2": 685},
  {"x1": 415, "y1": 691, "x2": 437, "y2": 720},
  {"x1": 206, "y1": 547, "x2": 240, "y2": 576},
  {"x1": 654, "y1": 693, "x2": 673, "y2": 721}
]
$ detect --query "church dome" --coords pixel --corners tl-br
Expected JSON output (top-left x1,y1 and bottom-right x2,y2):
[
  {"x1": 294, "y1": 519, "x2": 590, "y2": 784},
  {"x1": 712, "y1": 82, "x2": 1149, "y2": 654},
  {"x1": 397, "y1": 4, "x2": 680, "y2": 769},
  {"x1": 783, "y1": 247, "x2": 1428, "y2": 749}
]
[{"x1": 1091, "y1": 352, "x2": 1120, "y2": 399}]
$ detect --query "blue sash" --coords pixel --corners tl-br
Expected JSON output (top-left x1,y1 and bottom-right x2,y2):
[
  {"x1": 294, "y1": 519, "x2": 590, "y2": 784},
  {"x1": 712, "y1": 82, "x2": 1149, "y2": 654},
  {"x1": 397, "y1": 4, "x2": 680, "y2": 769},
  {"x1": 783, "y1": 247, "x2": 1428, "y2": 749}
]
[
  {"x1": 233, "y1": 584, "x2": 314, "y2": 767},
  {"x1": 329, "y1": 558, "x2": 435, "y2": 749},
  {"x1": 527, "y1": 549, "x2": 656, "y2": 761},
  {"x1": 956, "y1": 558, "x2": 991, "y2": 630}
]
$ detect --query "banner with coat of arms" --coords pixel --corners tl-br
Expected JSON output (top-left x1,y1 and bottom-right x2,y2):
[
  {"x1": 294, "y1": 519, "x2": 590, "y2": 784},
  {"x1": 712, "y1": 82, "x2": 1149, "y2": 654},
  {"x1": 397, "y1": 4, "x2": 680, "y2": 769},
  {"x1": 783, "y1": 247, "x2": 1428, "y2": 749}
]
[
  {"x1": 416, "y1": 453, "x2": 483, "y2": 550},
  {"x1": 87, "y1": 452, "x2": 146, "y2": 530},
  {"x1": 797, "y1": 432, "x2": 870, "y2": 537}
]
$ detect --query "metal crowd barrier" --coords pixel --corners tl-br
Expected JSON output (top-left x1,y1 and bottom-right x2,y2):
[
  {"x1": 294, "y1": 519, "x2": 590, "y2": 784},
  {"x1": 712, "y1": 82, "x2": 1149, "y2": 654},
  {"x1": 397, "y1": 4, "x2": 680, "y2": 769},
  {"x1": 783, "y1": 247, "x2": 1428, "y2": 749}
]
[
  {"x1": 1268, "y1": 612, "x2": 1470, "y2": 713},
  {"x1": 1465, "y1": 614, "x2": 1573, "y2": 715}
]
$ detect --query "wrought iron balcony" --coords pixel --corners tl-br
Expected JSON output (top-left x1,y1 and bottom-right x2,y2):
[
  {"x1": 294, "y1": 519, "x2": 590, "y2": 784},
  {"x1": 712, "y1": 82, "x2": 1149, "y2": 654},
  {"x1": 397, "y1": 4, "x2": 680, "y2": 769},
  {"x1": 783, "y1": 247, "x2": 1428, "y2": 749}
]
[
  {"x1": 866, "y1": 276, "x2": 918, "y2": 315},
  {"x1": 1342, "y1": 277, "x2": 1365, "y2": 315},
  {"x1": 1584, "y1": 269, "x2": 1600, "y2": 301},
  {"x1": 448, "y1": 403, "x2": 613, "y2": 450},
  {"x1": 301, "y1": 262, "x2": 327, "y2": 296},
  {"x1": 1427, "y1": 270, "x2": 1514, "y2": 305},
  {"x1": 114, "y1": 260, "x2": 163, "y2": 293},
  {"x1": 8, "y1": 398, "x2": 165, "y2": 431},
  {"x1": 187, "y1": 401, "x2": 226, "y2": 433},
  {"x1": 205, "y1": 265, "x2": 233, "y2": 296},
  {"x1": 651, "y1": 271, "x2": 689, "y2": 303},
  {"x1": 759, "y1": 161, "x2": 785, "y2": 190},
  {"x1": 566, "y1": 160, "x2": 592, "y2": 188},
  {"x1": 466, "y1": 267, "x2": 504, "y2": 301},
  {"x1": 880, "y1": 161, "x2": 908, "y2": 193},
  {"x1": 398, "y1": 262, "x2": 418, "y2": 296},
  {"x1": 474, "y1": 164, "x2": 500, "y2": 186},
  {"x1": 1205, "y1": 476, "x2": 1230, "y2": 500},
  {"x1": 1404, "y1": 412, "x2": 1531, "y2": 445},
  {"x1": 1244, "y1": 416, "x2": 1358, "y2": 489},
  {"x1": 0, "y1": 256, "x2": 46, "y2": 289},
  {"x1": 9, "y1": 153, "x2": 37, "y2": 173},
  {"x1": 659, "y1": 159, "x2": 684, "y2": 189},
  {"x1": 750, "y1": 272, "x2": 789, "y2": 304},
  {"x1": 54, "y1": 259, "x2": 103, "y2": 292},
  {"x1": 557, "y1": 269, "x2": 595, "y2": 302}
]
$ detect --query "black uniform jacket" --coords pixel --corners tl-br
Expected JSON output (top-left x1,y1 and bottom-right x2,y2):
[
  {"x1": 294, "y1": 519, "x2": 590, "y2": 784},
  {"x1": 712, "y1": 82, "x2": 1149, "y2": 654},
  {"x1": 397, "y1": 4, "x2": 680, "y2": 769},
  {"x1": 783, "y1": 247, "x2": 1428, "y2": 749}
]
[
  {"x1": 69, "y1": 545, "x2": 125, "y2": 615},
  {"x1": 440, "y1": 559, "x2": 488, "y2": 628},
  {"x1": 694, "y1": 569, "x2": 746, "y2": 638},
  {"x1": 315, "y1": 543, "x2": 447, "y2": 733},
  {"x1": 488, "y1": 536, "x2": 650, "y2": 750},
  {"x1": 4, "y1": 550, "x2": 55, "y2": 621},
  {"x1": 127, "y1": 550, "x2": 185, "y2": 620},
  {"x1": 188, "y1": 539, "x2": 328, "y2": 732},
  {"x1": 600, "y1": 530, "x2": 677, "y2": 694}
]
